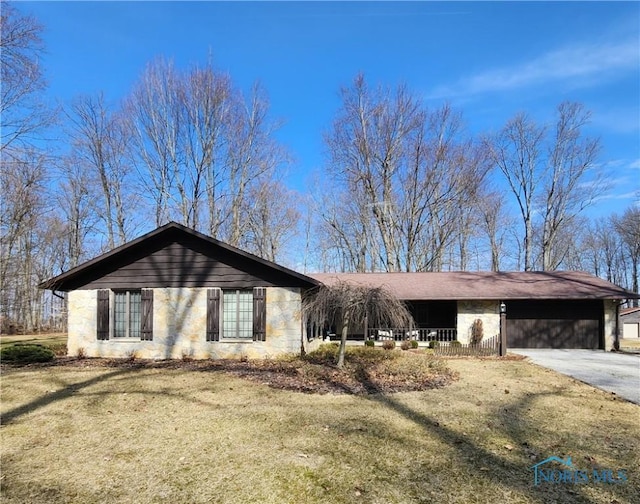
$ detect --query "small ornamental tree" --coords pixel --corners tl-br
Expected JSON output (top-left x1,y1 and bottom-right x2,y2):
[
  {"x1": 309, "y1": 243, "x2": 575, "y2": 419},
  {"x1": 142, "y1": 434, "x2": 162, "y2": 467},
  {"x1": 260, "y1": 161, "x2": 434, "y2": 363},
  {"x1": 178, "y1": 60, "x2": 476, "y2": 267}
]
[
  {"x1": 303, "y1": 281, "x2": 412, "y2": 368},
  {"x1": 470, "y1": 318, "x2": 484, "y2": 345}
]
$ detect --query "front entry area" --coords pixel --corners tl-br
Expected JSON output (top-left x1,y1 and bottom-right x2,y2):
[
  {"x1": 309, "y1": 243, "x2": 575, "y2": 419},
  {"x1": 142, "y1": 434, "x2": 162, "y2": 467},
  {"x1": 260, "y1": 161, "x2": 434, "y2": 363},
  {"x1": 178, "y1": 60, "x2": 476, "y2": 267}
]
[{"x1": 506, "y1": 300, "x2": 603, "y2": 349}]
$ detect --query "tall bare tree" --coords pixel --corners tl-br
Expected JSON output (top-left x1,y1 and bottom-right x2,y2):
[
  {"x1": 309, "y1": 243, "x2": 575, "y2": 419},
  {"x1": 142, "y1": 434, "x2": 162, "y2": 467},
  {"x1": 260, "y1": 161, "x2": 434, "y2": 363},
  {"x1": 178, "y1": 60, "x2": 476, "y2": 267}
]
[
  {"x1": 0, "y1": 1, "x2": 53, "y2": 157},
  {"x1": 489, "y1": 102, "x2": 602, "y2": 271},
  {"x1": 244, "y1": 180, "x2": 300, "y2": 262},
  {"x1": 321, "y1": 74, "x2": 488, "y2": 273},
  {"x1": 0, "y1": 151, "x2": 48, "y2": 331},
  {"x1": 0, "y1": 3, "x2": 56, "y2": 332},
  {"x1": 66, "y1": 93, "x2": 131, "y2": 248},
  {"x1": 541, "y1": 102, "x2": 601, "y2": 270},
  {"x1": 488, "y1": 113, "x2": 545, "y2": 271},
  {"x1": 126, "y1": 58, "x2": 182, "y2": 227},
  {"x1": 614, "y1": 206, "x2": 640, "y2": 304},
  {"x1": 220, "y1": 83, "x2": 290, "y2": 247},
  {"x1": 55, "y1": 155, "x2": 98, "y2": 267}
]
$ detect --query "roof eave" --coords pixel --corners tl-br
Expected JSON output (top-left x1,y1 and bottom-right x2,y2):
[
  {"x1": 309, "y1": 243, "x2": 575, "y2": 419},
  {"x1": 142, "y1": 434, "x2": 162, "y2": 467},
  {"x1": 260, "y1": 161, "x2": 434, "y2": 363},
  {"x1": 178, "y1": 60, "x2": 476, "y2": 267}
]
[{"x1": 39, "y1": 222, "x2": 319, "y2": 291}]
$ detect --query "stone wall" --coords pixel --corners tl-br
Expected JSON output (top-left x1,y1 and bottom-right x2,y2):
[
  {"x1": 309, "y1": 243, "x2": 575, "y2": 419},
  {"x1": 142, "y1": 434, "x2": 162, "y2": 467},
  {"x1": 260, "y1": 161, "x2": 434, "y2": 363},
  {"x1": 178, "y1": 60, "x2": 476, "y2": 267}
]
[
  {"x1": 67, "y1": 287, "x2": 304, "y2": 359},
  {"x1": 603, "y1": 299, "x2": 617, "y2": 350},
  {"x1": 456, "y1": 300, "x2": 500, "y2": 344}
]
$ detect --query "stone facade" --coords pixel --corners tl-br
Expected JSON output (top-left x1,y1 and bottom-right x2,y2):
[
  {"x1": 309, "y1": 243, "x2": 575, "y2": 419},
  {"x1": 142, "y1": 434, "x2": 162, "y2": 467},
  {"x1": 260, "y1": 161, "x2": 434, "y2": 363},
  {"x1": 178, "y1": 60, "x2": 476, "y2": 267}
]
[
  {"x1": 603, "y1": 299, "x2": 617, "y2": 350},
  {"x1": 68, "y1": 287, "x2": 311, "y2": 359},
  {"x1": 456, "y1": 300, "x2": 501, "y2": 344}
]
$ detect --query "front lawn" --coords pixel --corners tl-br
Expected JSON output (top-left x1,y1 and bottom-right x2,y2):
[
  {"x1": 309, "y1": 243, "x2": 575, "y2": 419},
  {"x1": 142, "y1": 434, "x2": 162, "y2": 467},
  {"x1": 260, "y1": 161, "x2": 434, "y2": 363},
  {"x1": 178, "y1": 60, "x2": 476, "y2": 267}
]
[
  {"x1": 0, "y1": 333, "x2": 67, "y2": 356},
  {"x1": 1, "y1": 353, "x2": 638, "y2": 503}
]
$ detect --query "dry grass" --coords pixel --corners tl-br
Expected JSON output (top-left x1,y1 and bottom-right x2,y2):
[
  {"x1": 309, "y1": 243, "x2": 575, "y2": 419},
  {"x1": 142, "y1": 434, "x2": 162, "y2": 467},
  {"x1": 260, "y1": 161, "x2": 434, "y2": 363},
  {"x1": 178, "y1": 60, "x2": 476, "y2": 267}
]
[
  {"x1": 620, "y1": 339, "x2": 640, "y2": 351},
  {"x1": 1, "y1": 357, "x2": 638, "y2": 504},
  {"x1": 0, "y1": 333, "x2": 67, "y2": 356}
]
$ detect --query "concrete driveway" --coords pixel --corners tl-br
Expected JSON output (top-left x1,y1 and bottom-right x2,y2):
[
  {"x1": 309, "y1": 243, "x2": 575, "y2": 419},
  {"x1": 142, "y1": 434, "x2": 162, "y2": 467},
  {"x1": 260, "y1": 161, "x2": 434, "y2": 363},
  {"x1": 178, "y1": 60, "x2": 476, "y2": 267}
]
[{"x1": 511, "y1": 349, "x2": 640, "y2": 405}]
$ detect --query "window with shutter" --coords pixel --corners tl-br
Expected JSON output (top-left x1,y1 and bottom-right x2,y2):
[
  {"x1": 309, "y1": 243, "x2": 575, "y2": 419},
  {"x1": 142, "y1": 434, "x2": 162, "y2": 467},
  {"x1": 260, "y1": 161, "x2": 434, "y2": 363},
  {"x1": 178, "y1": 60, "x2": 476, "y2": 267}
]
[
  {"x1": 222, "y1": 290, "x2": 254, "y2": 339},
  {"x1": 98, "y1": 289, "x2": 152, "y2": 340}
]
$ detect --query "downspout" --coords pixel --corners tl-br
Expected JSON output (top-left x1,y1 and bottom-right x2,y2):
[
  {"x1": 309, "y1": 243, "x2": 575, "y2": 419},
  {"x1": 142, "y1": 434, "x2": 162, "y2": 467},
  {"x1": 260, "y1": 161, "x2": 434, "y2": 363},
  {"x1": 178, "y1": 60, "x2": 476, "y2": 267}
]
[{"x1": 300, "y1": 289, "x2": 306, "y2": 356}]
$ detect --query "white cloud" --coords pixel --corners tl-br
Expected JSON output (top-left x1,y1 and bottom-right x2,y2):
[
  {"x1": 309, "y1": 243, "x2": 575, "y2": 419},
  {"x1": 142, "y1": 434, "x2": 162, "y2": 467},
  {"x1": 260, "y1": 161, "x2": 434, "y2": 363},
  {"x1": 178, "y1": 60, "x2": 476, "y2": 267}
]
[{"x1": 428, "y1": 38, "x2": 639, "y2": 100}]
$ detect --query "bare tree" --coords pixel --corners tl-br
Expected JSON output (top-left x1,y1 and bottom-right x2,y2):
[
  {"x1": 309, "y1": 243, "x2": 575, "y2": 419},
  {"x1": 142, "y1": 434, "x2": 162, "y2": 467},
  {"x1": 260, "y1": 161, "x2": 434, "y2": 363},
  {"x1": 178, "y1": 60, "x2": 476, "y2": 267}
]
[
  {"x1": 125, "y1": 58, "x2": 182, "y2": 227},
  {"x1": 303, "y1": 281, "x2": 412, "y2": 367},
  {"x1": 322, "y1": 75, "x2": 488, "y2": 273},
  {"x1": 488, "y1": 113, "x2": 545, "y2": 271},
  {"x1": 0, "y1": 1, "x2": 53, "y2": 157},
  {"x1": 0, "y1": 150, "x2": 48, "y2": 331},
  {"x1": 66, "y1": 93, "x2": 131, "y2": 248},
  {"x1": 219, "y1": 83, "x2": 290, "y2": 247},
  {"x1": 55, "y1": 155, "x2": 99, "y2": 267},
  {"x1": 614, "y1": 206, "x2": 640, "y2": 304},
  {"x1": 244, "y1": 180, "x2": 300, "y2": 262},
  {"x1": 124, "y1": 59, "x2": 293, "y2": 253},
  {"x1": 182, "y1": 63, "x2": 232, "y2": 234},
  {"x1": 477, "y1": 190, "x2": 512, "y2": 271},
  {"x1": 541, "y1": 102, "x2": 601, "y2": 270},
  {"x1": 489, "y1": 102, "x2": 602, "y2": 271}
]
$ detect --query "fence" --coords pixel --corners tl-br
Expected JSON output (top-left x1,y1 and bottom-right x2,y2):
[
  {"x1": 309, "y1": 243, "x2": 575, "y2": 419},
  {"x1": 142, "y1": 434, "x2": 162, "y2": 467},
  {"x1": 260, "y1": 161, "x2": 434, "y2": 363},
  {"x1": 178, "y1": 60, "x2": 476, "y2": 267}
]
[{"x1": 431, "y1": 334, "x2": 500, "y2": 356}]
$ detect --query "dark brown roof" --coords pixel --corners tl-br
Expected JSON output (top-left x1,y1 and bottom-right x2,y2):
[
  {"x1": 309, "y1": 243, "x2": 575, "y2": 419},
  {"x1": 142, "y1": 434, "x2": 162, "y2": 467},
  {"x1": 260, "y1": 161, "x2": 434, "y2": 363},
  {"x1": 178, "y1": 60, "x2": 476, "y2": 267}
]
[
  {"x1": 40, "y1": 222, "x2": 320, "y2": 291},
  {"x1": 309, "y1": 271, "x2": 639, "y2": 301}
]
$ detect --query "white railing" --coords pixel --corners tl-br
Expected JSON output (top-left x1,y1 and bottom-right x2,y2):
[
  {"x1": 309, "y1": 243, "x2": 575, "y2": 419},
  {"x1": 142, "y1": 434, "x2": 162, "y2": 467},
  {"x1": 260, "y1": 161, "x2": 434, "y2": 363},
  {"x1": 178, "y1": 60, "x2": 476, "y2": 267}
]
[{"x1": 367, "y1": 327, "x2": 457, "y2": 342}]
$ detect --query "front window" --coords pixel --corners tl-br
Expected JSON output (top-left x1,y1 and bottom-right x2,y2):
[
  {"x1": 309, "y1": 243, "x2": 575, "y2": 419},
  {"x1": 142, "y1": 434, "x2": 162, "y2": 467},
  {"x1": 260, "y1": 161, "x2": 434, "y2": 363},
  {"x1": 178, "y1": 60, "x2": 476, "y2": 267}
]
[
  {"x1": 114, "y1": 291, "x2": 142, "y2": 338},
  {"x1": 222, "y1": 290, "x2": 253, "y2": 339}
]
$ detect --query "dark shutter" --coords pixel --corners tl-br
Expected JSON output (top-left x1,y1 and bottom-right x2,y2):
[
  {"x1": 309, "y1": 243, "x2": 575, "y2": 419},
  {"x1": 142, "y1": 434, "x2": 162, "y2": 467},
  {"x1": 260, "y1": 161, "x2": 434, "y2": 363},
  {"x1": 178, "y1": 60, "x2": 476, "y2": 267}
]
[
  {"x1": 206, "y1": 288, "x2": 220, "y2": 341},
  {"x1": 140, "y1": 289, "x2": 154, "y2": 341},
  {"x1": 253, "y1": 287, "x2": 266, "y2": 341},
  {"x1": 97, "y1": 289, "x2": 110, "y2": 340}
]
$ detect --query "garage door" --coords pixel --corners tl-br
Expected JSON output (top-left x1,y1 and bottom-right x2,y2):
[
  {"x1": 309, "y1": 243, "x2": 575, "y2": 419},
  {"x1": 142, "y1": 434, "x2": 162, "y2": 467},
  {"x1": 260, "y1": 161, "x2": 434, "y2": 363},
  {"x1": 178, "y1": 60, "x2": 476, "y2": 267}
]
[{"x1": 506, "y1": 300, "x2": 603, "y2": 349}]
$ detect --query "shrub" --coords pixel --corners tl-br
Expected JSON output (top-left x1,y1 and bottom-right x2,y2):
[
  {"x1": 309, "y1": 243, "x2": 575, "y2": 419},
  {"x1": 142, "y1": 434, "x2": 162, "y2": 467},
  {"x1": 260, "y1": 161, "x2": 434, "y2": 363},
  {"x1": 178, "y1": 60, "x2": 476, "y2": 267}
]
[
  {"x1": 410, "y1": 340, "x2": 419, "y2": 349},
  {"x1": 49, "y1": 343, "x2": 68, "y2": 357},
  {"x1": 364, "y1": 340, "x2": 375, "y2": 347},
  {"x1": 400, "y1": 340, "x2": 411, "y2": 351},
  {"x1": 428, "y1": 340, "x2": 440, "y2": 349},
  {"x1": 450, "y1": 340, "x2": 462, "y2": 347},
  {"x1": 382, "y1": 339, "x2": 396, "y2": 350},
  {"x1": 305, "y1": 343, "x2": 339, "y2": 364},
  {"x1": 470, "y1": 318, "x2": 484, "y2": 345},
  {"x1": 1, "y1": 344, "x2": 55, "y2": 363}
]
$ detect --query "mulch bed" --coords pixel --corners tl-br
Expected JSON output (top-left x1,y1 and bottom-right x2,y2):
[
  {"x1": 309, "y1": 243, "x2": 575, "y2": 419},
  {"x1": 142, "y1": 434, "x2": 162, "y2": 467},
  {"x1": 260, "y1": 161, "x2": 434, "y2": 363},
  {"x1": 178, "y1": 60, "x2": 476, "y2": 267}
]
[{"x1": 1, "y1": 354, "x2": 460, "y2": 395}]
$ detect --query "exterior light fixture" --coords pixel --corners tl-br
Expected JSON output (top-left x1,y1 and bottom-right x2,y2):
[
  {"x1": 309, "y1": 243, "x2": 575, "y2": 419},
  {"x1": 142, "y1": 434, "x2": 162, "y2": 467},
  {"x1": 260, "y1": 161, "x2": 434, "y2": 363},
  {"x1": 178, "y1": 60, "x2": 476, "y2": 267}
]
[{"x1": 500, "y1": 302, "x2": 506, "y2": 314}]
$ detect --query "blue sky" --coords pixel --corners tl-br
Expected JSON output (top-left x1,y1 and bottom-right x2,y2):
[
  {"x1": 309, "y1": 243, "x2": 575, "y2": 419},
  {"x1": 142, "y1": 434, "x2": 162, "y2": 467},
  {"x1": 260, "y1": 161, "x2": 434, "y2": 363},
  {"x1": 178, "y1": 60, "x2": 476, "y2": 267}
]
[{"x1": 21, "y1": 1, "x2": 640, "y2": 217}]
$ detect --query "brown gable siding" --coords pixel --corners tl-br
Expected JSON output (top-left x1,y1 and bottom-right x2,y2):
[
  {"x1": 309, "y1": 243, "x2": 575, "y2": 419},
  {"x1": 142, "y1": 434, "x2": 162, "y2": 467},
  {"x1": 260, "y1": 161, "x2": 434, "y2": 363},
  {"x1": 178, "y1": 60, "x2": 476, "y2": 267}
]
[
  {"x1": 39, "y1": 222, "x2": 319, "y2": 292},
  {"x1": 75, "y1": 240, "x2": 302, "y2": 290}
]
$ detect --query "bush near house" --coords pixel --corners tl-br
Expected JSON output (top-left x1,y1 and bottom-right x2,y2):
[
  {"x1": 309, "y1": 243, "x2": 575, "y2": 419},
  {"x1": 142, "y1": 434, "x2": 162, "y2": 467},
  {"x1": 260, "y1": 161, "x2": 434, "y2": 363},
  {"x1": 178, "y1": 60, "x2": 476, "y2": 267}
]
[
  {"x1": 382, "y1": 339, "x2": 396, "y2": 350},
  {"x1": 1, "y1": 344, "x2": 55, "y2": 363}
]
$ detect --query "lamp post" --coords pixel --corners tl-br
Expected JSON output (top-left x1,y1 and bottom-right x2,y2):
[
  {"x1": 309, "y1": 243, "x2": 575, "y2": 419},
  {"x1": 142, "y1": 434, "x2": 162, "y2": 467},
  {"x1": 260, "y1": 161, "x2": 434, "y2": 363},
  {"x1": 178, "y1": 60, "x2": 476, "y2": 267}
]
[{"x1": 499, "y1": 302, "x2": 507, "y2": 357}]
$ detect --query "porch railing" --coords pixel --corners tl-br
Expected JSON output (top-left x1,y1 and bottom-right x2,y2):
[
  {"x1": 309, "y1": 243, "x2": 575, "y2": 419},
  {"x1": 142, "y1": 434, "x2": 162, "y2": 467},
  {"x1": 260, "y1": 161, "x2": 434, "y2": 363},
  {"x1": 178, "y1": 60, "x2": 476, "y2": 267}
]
[{"x1": 367, "y1": 327, "x2": 457, "y2": 342}]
